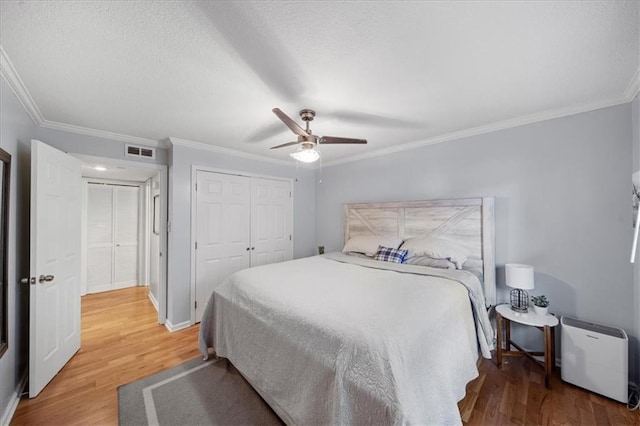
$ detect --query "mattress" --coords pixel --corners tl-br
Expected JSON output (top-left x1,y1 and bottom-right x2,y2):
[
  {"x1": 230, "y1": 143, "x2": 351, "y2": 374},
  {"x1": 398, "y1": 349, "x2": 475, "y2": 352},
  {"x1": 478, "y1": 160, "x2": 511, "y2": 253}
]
[{"x1": 199, "y1": 253, "x2": 494, "y2": 425}]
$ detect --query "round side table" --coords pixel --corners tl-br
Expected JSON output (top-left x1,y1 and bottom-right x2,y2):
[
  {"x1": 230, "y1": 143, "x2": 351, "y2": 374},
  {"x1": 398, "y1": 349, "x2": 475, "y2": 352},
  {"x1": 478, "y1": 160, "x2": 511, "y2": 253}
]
[{"x1": 495, "y1": 304, "x2": 559, "y2": 388}]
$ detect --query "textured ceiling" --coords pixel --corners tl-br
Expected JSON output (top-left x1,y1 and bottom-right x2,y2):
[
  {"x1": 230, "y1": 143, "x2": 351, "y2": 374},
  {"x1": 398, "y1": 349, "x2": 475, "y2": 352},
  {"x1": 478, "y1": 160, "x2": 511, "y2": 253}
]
[{"x1": 1, "y1": 1, "x2": 638, "y2": 165}]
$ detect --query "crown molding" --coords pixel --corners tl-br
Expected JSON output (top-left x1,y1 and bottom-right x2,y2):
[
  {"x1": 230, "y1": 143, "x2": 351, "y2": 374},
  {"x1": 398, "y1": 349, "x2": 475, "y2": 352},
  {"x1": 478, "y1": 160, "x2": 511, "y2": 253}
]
[
  {"x1": 167, "y1": 137, "x2": 308, "y2": 168},
  {"x1": 0, "y1": 45, "x2": 44, "y2": 124},
  {"x1": 323, "y1": 95, "x2": 632, "y2": 168},
  {"x1": 39, "y1": 120, "x2": 164, "y2": 148}
]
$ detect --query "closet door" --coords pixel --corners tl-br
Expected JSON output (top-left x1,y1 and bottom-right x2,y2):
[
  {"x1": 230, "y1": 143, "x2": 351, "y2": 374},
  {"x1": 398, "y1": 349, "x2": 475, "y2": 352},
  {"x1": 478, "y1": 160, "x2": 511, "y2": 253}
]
[
  {"x1": 114, "y1": 186, "x2": 139, "y2": 288},
  {"x1": 86, "y1": 185, "x2": 114, "y2": 293},
  {"x1": 195, "y1": 171, "x2": 251, "y2": 323},
  {"x1": 86, "y1": 183, "x2": 140, "y2": 294},
  {"x1": 251, "y1": 178, "x2": 293, "y2": 267}
]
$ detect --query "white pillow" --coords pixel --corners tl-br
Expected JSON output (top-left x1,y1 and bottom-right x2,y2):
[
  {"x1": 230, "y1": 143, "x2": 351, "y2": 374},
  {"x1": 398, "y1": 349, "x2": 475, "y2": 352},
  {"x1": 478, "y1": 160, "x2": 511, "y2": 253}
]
[
  {"x1": 342, "y1": 235, "x2": 403, "y2": 257},
  {"x1": 344, "y1": 252, "x2": 373, "y2": 259},
  {"x1": 401, "y1": 237, "x2": 468, "y2": 269},
  {"x1": 405, "y1": 256, "x2": 456, "y2": 269}
]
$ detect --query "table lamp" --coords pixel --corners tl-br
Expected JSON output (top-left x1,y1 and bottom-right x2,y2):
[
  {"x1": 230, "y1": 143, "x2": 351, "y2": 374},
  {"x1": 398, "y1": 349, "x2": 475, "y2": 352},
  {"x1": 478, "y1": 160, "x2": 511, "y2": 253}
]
[{"x1": 505, "y1": 263, "x2": 534, "y2": 313}]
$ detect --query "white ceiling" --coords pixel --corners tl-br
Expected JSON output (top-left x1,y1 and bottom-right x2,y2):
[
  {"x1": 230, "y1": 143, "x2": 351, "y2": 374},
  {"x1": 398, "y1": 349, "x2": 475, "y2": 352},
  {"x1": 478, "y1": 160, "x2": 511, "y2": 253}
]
[
  {"x1": 74, "y1": 154, "x2": 160, "y2": 182},
  {"x1": 80, "y1": 162, "x2": 158, "y2": 183},
  {"x1": 1, "y1": 1, "x2": 638, "y2": 165}
]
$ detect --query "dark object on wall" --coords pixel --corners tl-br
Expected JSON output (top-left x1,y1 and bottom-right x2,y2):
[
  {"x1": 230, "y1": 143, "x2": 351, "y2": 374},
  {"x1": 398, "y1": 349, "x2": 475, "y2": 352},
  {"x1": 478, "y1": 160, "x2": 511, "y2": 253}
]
[{"x1": 0, "y1": 147, "x2": 11, "y2": 358}]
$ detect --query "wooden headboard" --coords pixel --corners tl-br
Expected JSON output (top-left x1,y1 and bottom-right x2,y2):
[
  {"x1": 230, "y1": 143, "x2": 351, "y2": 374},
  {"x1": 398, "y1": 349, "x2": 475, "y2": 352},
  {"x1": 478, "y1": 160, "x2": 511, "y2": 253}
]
[{"x1": 344, "y1": 198, "x2": 496, "y2": 307}]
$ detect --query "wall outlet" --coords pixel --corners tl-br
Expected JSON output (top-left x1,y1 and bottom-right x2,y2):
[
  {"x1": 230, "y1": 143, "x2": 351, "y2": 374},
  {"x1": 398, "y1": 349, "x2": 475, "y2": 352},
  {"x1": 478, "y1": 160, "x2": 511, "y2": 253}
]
[{"x1": 318, "y1": 245, "x2": 325, "y2": 255}]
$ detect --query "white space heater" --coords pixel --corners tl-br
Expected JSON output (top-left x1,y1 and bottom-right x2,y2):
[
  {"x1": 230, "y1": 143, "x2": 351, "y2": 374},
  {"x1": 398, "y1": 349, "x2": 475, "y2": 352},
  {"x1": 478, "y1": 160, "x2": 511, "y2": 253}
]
[{"x1": 561, "y1": 316, "x2": 628, "y2": 403}]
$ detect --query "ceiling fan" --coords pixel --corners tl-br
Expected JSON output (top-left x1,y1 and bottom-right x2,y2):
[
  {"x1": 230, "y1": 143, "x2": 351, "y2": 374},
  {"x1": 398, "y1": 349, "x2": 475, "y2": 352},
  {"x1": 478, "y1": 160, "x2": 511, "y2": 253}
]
[{"x1": 270, "y1": 108, "x2": 367, "y2": 163}]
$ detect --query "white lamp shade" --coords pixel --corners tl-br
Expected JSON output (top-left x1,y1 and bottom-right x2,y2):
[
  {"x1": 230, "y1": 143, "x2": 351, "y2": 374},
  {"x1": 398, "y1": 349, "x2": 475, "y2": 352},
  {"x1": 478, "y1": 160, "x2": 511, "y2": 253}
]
[
  {"x1": 290, "y1": 147, "x2": 320, "y2": 163},
  {"x1": 505, "y1": 263, "x2": 534, "y2": 290}
]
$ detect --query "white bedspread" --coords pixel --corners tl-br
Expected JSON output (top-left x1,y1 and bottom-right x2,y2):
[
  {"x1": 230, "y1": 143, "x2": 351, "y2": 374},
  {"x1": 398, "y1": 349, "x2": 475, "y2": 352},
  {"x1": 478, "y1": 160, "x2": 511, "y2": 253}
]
[{"x1": 199, "y1": 253, "x2": 494, "y2": 425}]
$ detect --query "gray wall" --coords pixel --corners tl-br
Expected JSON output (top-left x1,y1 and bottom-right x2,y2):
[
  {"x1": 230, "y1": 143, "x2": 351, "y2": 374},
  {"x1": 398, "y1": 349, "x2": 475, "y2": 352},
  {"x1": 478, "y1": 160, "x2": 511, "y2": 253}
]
[
  {"x1": 33, "y1": 127, "x2": 168, "y2": 165},
  {"x1": 633, "y1": 94, "x2": 640, "y2": 382},
  {"x1": 167, "y1": 143, "x2": 316, "y2": 326},
  {"x1": 633, "y1": 95, "x2": 639, "y2": 173},
  {"x1": 0, "y1": 80, "x2": 33, "y2": 422},
  {"x1": 316, "y1": 104, "x2": 636, "y2": 379}
]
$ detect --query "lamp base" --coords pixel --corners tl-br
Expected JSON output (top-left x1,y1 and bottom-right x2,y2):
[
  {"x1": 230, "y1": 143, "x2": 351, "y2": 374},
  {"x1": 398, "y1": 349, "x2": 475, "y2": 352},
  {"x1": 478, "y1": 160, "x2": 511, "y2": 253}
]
[{"x1": 510, "y1": 288, "x2": 529, "y2": 312}]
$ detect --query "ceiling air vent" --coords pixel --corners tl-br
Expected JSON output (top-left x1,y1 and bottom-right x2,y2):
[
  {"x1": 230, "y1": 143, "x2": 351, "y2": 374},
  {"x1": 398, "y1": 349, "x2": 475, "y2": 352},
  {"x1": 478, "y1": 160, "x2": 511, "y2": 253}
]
[{"x1": 126, "y1": 144, "x2": 155, "y2": 159}]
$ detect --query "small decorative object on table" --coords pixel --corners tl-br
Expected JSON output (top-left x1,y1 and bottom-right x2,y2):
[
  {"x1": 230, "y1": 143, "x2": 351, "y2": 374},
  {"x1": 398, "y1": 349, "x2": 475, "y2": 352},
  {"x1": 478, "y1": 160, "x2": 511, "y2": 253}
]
[{"x1": 531, "y1": 295, "x2": 549, "y2": 316}]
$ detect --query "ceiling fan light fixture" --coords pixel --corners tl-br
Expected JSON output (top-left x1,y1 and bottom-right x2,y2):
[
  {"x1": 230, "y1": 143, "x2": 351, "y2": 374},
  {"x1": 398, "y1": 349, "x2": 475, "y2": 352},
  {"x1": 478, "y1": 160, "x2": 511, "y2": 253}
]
[
  {"x1": 290, "y1": 146, "x2": 320, "y2": 163},
  {"x1": 270, "y1": 108, "x2": 367, "y2": 161}
]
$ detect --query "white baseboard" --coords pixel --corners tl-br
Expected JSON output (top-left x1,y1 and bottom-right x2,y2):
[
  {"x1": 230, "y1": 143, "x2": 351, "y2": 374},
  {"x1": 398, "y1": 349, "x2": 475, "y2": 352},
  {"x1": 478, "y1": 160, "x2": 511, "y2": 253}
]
[
  {"x1": 164, "y1": 319, "x2": 191, "y2": 332},
  {"x1": 1, "y1": 369, "x2": 28, "y2": 426},
  {"x1": 147, "y1": 291, "x2": 159, "y2": 312}
]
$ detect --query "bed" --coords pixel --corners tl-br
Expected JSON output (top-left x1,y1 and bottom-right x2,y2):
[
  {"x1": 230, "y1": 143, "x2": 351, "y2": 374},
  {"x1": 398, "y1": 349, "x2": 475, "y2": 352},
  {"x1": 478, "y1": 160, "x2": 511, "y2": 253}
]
[{"x1": 199, "y1": 198, "x2": 496, "y2": 425}]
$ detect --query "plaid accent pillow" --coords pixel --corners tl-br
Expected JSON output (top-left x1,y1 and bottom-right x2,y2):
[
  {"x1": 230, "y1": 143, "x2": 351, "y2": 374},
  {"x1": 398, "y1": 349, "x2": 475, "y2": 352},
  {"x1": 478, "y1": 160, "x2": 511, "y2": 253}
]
[{"x1": 374, "y1": 245, "x2": 409, "y2": 264}]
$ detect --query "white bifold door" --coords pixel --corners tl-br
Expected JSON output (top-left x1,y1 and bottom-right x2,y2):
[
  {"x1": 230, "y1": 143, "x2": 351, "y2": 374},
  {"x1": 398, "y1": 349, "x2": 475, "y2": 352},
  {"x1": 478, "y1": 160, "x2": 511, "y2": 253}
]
[
  {"x1": 250, "y1": 177, "x2": 293, "y2": 267},
  {"x1": 194, "y1": 171, "x2": 292, "y2": 322},
  {"x1": 86, "y1": 184, "x2": 139, "y2": 293}
]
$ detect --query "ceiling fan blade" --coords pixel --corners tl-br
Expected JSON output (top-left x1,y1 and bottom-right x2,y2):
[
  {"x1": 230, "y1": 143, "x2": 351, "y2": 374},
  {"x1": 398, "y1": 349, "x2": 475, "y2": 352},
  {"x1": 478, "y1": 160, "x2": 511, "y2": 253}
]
[
  {"x1": 319, "y1": 136, "x2": 368, "y2": 145},
  {"x1": 270, "y1": 141, "x2": 300, "y2": 150},
  {"x1": 272, "y1": 108, "x2": 309, "y2": 137}
]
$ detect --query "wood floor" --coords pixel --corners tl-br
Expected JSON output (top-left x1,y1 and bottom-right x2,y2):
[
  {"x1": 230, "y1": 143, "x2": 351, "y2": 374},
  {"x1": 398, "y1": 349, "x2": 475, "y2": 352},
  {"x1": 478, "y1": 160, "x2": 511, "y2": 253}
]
[
  {"x1": 459, "y1": 353, "x2": 640, "y2": 425},
  {"x1": 10, "y1": 286, "x2": 640, "y2": 425},
  {"x1": 11, "y1": 287, "x2": 200, "y2": 425}
]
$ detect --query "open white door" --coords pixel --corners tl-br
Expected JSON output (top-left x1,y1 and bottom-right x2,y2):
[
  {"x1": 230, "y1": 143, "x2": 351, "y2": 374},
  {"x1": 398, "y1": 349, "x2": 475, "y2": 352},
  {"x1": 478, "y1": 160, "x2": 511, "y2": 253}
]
[{"x1": 29, "y1": 140, "x2": 82, "y2": 398}]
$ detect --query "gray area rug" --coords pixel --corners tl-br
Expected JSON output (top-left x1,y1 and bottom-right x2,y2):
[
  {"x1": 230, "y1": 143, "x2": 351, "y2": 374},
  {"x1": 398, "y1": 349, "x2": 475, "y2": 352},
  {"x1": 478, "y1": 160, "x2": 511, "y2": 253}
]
[{"x1": 118, "y1": 357, "x2": 284, "y2": 425}]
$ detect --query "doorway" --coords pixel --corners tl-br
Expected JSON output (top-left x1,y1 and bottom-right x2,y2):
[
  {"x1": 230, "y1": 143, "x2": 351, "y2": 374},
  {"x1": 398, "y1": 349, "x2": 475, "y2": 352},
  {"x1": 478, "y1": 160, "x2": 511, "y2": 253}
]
[{"x1": 75, "y1": 154, "x2": 168, "y2": 324}]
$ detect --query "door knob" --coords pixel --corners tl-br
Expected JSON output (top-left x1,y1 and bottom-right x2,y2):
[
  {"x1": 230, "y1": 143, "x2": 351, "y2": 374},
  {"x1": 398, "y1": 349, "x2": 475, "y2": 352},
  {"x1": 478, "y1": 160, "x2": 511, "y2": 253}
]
[
  {"x1": 38, "y1": 274, "x2": 54, "y2": 283},
  {"x1": 21, "y1": 277, "x2": 35, "y2": 285}
]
